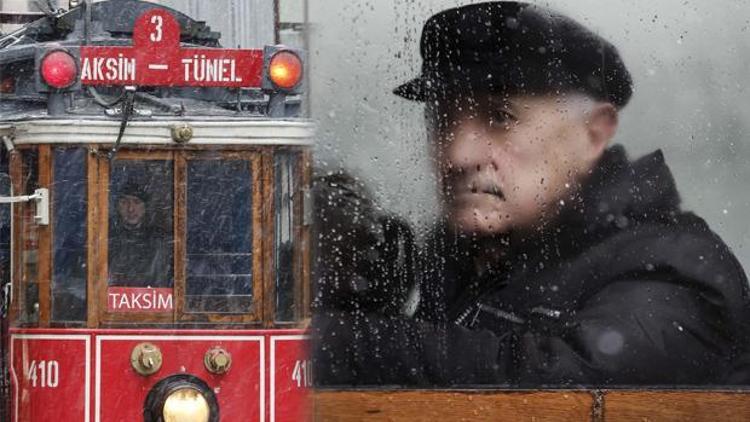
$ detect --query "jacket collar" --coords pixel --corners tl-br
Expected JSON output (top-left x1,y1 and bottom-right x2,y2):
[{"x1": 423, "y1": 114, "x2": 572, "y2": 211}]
[{"x1": 563, "y1": 144, "x2": 682, "y2": 235}]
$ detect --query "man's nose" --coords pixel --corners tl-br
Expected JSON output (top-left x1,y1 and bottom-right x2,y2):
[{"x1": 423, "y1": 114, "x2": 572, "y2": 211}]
[{"x1": 445, "y1": 123, "x2": 502, "y2": 172}]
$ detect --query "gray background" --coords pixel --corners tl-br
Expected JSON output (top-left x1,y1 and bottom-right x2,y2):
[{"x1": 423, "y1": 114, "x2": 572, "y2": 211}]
[{"x1": 306, "y1": 0, "x2": 750, "y2": 271}]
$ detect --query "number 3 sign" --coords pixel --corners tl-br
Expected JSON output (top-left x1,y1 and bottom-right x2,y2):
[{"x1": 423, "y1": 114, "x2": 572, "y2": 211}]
[{"x1": 150, "y1": 14, "x2": 163, "y2": 42}]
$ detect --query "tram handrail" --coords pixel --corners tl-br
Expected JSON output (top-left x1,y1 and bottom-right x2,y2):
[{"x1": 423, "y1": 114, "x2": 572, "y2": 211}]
[
  {"x1": 0, "y1": 188, "x2": 48, "y2": 225},
  {"x1": 0, "y1": 189, "x2": 43, "y2": 203}
]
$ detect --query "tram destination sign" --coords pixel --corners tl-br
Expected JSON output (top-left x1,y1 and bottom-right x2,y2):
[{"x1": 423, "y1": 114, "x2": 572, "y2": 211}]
[
  {"x1": 79, "y1": 9, "x2": 264, "y2": 87},
  {"x1": 107, "y1": 287, "x2": 174, "y2": 313}
]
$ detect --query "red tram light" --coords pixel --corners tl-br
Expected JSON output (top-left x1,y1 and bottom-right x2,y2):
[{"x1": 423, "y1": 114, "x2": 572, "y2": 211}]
[
  {"x1": 268, "y1": 51, "x2": 303, "y2": 90},
  {"x1": 40, "y1": 50, "x2": 78, "y2": 89}
]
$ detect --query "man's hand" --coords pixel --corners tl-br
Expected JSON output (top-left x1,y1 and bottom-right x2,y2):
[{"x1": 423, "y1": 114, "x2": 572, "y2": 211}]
[{"x1": 313, "y1": 171, "x2": 415, "y2": 314}]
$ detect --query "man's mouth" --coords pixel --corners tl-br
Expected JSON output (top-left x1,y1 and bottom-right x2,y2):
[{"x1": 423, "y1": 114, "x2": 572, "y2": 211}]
[
  {"x1": 470, "y1": 184, "x2": 505, "y2": 200},
  {"x1": 463, "y1": 182, "x2": 505, "y2": 200}
]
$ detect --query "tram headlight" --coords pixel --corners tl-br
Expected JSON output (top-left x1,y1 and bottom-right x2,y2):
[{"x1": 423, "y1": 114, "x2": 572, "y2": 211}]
[
  {"x1": 144, "y1": 375, "x2": 219, "y2": 422},
  {"x1": 268, "y1": 51, "x2": 303, "y2": 90},
  {"x1": 262, "y1": 46, "x2": 305, "y2": 94},
  {"x1": 35, "y1": 47, "x2": 81, "y2": 93},
  {"x1": 162, "y1": 388, "x2": 210, "y2": 422},
  {"x1": 40, "y1": 50, "x2": 79, "y2": 89}
]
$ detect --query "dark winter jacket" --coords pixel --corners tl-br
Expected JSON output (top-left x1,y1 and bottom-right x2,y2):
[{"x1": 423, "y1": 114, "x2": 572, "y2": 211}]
[{"x1": 313, "y1": 146, "x2": 750, "y2": 387}]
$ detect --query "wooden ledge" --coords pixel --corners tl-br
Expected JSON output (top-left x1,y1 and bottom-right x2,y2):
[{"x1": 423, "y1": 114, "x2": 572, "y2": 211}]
[{"x1": 313, "y1": 390, "x2": 750, "y2": 421}]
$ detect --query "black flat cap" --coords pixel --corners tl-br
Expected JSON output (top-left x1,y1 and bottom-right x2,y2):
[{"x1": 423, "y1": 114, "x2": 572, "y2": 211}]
[
  {"x1": 394, "y1": 2, "x2": 633, "y2": 108},
  {"x1": 119, "y1": 180, "x2": 150, "y2": 203}
]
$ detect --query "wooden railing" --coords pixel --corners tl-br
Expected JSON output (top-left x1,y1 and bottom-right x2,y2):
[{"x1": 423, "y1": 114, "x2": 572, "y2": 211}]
[{"x1": 313, "y1": 390, "x2": 750, "y2": 421}]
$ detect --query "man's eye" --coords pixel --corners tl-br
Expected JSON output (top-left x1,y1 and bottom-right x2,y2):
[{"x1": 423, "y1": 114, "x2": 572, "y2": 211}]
[{"x1": 488, "y1": 110, "x2": 517, "y2": 129}]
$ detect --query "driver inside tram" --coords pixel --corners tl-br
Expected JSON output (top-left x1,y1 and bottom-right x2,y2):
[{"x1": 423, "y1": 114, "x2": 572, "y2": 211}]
[{"x1": 109, "y1": 181, "x2": 173, "y2": 287}]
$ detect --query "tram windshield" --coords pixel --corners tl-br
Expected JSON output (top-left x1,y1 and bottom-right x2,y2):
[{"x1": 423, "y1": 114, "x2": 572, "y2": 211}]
[{"x1": 185, "y1": 159, "x2": 254, "y2": 313}]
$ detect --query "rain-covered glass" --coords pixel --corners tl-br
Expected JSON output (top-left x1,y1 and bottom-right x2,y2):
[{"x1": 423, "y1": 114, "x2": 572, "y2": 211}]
[
  {"x1": 108, "y1": 160, "x2": 174, "y2": 288},
  {"x1": 17, "y1": 149, "x2": 39, "y2": 325},
  {"x1": 275, "y1": 152, "x2": 299, "y2": 322},
  {"x1": 0, "y1": 149, "x2": 9, "y2": 313},
  {"x1": 308, "y1": 0, "x2": 750, "y2": 390},
  {"x1": 51, "y1": 147, "x2": 87, "y2": 323},
  {"x1": 185, "y1": 159, "x2": 253, "y2": 313}
]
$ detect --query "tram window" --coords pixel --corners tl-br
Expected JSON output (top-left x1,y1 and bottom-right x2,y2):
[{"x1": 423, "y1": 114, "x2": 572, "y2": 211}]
[
  {"x1": 275, "y1": 153, "x2": 300, "y2": 321},
  {"x1": 18, "y1": 150, "x2": 39, "y2": 324},
  {"x1": 186, "y1": 160, "x2": 253, "y2": 313},
  {"x1": 108, "y1": 160, "x2": 174, "y2": 288},
  {"x1": 0, "y1": 151, "x2": 9, "y2": 300},
  {"x1": 51, "y1": 148, "x2": 87, "y2": 323}
]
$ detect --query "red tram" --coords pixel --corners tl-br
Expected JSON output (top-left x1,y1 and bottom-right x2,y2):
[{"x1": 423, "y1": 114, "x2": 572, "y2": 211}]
[{"x1": 0, "y1": 1, "x2": 313, "y2": 421}]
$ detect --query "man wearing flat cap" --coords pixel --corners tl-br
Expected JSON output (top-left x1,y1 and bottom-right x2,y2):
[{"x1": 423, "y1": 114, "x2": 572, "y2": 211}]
[
  {"x1": 314, "y1": 1, "x2": 750, "y2": 386},
  {"x1": 109, "y1": 181, "x2": 173, "y2": 287}
]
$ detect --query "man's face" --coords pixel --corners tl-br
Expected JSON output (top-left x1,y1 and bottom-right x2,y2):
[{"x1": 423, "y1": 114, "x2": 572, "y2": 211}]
[
  {"x1": 117, "y1": 194, "x2": 146, "y2": 227},
  {"x1": 431, "y1": 93, "x2": 611, "y2": 236}
]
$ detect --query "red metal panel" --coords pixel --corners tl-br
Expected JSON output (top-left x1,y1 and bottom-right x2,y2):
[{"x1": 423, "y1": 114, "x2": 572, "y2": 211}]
[
  {"x1": 96, "y1": 334, "x2": 263, "y2": 421},
  {"x1": 80, "y1": 9, "x2": 264, "y2": 88},
  {"x1": 269, "y1": 335, "x2": 311, "y2": 422},
  {"x1": 10, "y1": 334, "x2": 90, "y2": 422},
  {"x1": 9, "y1": 328, "x2": 309, "y2": 422}
]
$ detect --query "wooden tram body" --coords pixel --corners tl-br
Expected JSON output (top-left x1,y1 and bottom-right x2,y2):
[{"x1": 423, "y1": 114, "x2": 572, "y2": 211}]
[
  {"x1": 1, "y1": 2, "x2": 312, "y2": 421},
  {"x1": 3, "y1": 122, "x2": 313, "y2": 422}
]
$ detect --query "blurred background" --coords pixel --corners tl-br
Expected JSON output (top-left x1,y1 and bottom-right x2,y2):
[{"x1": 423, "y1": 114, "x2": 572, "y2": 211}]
[{"x1": 3, "y1": 0, "x2": 750, "y2": 270}]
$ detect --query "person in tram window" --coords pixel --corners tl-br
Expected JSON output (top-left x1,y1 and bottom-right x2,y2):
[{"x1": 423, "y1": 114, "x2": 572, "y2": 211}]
[
  {"x1": 109, "y1": 181, "x2": 173, "y2": 288},
  {"x1": 313, "y1": 1, "x2": 750, "y2": 386}
]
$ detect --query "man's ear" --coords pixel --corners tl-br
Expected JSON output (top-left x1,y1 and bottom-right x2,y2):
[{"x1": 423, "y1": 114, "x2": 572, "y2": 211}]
[{"x1": 586, "y1": 102, "x2": 618, "y2": 159}]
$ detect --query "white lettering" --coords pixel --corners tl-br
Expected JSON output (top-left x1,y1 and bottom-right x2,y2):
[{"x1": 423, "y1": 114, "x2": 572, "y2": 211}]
[
  {"x1": 181, "y1": 56, "x2": 241, "y2": 83},
  {"x1": 94, "y1": 57, "x2": 105, "y2": 80},
  {"x1": 80, "y1": 55, "x2": 136, "y2": 82},
  {"x1": 118, "y1": 294, "x2": 130, "y2": 309},
  {"x1": 182, "y1": 58, "x2": 191, "y2": 81},
  {"x1": 206, "y1": 58, "x2": 217, "y2": 82},
  {"x1": 150, "y1": 15, "x2": 164, "y2": 42},
  {"x1": 292, "y1": 359, "x2": 313, "y2": 388},
  {"x1": 108, "y1": 288, "x2": 173, "y2": 312},
  {"x1": 142, "y1": 290, "x2": 152, "y2": 309},
  {"x1": 231, "y1": 59, "x2": 241, "y2": 82},
  {"x1": 105, "y1": 58, "x2": 117, "y2": 80},
  {"x1": 27, "y1": 360, "x2": 60, "y2": 389},
  {"x1": 131, "y1": 293, "x2": 143, "y2": 309},
  {"x1": 128, "y1": 57, "x2": 136, "y2": 80},
  {"x1": 81, "y1": 57, "x2": 92, "y2": 80},
  {"x1": 158, "y1": 293, "x2": 173, "y2": 310},
  {"x1": 108, "y1": 292, "x2": 119, "y2": 309}
]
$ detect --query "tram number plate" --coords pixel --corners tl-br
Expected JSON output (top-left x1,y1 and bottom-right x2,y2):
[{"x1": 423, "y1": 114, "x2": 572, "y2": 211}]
[
  {"x1": 271, "y1": 336, "x2": 310, "y2": 422},
  {"x1": 80, "y1": 9, "x2": 264, "y2": 88},
  {"x1": 10, "y1": 335, "x2": 89, "y2": 422}
]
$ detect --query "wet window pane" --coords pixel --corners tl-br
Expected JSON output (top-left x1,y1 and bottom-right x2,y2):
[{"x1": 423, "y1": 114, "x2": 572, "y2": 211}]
[
  {"x1": 108, "y1": 160, "x2": 173, "y2": 288},
  {"x1": 18, "y1": 150, "x2": 39, "y2": 324},
  {"x1": 186, "y1": 160, "x2": 253, "y2": 313},
  {"x1": 0, "y1": 149, "x2": 9, "y2": 308},
  {"x1": 310, "y1": 1, "x2": 750, "y2": 390},
  {"x1": 275, "y1": 153, "x2": 299, "y2": 321},
  {"x1": 51, "y1": 148, "x2": 86, "y2": 323}
]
